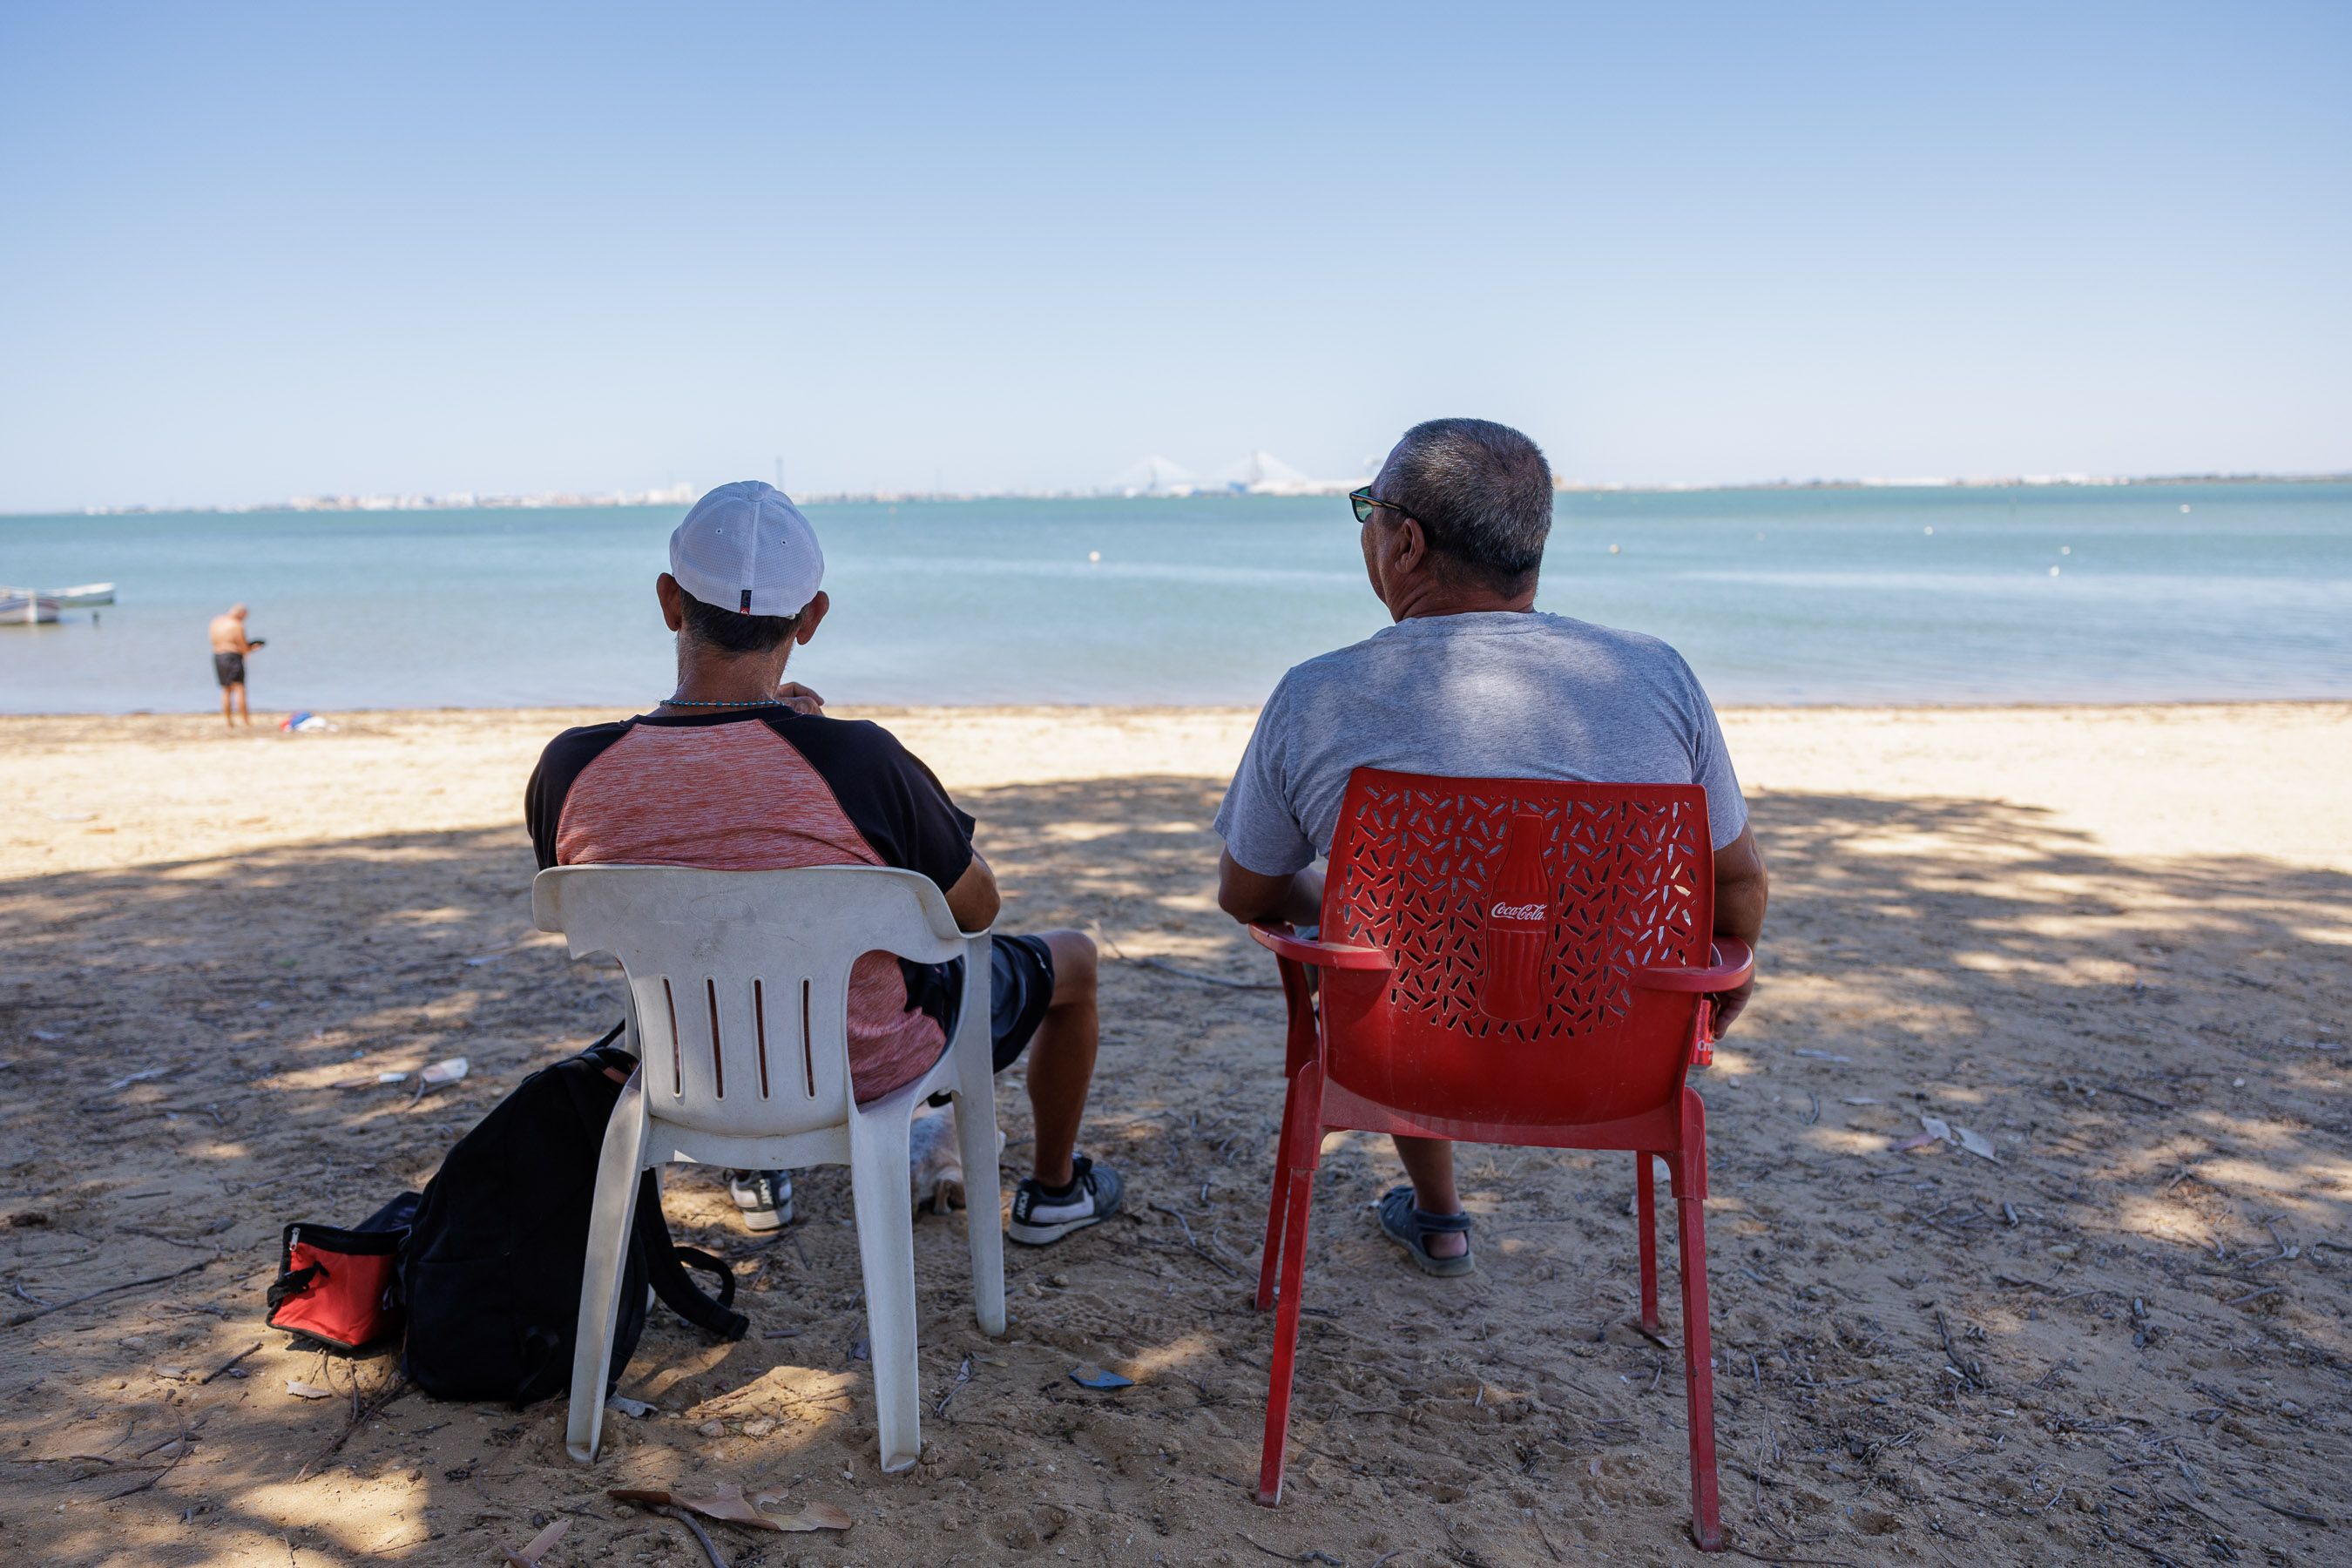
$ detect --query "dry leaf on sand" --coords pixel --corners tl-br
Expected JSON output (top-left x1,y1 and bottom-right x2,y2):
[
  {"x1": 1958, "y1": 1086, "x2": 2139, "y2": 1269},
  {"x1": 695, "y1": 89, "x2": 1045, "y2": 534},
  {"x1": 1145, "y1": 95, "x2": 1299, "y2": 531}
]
[
  {"x1": 611, "y1": 1484, "x2": 852, "y2": 1533},
  {"x1": 500, "y1": 1518, "x2": 570, "y2": 1566}
]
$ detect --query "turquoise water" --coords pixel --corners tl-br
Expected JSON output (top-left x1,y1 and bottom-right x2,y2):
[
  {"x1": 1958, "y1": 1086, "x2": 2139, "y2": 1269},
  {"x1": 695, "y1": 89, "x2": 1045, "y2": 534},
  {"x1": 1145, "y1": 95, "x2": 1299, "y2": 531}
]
[{"x1": 1, "y1": 484, "x2": 2347, "y2": 712}]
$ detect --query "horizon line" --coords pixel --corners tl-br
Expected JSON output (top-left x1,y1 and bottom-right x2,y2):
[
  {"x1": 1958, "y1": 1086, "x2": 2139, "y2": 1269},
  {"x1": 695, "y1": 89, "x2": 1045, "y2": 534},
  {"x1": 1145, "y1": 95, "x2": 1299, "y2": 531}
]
[{"x1": 6, "y1": 467, "x2": 2349, "y2": 519}]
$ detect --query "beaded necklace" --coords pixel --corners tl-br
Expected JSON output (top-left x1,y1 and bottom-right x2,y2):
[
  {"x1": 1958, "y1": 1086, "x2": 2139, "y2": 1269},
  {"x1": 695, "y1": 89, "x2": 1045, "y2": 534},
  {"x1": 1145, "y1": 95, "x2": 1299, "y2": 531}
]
[{"x1": 657, "y1": 697, "x2": 792, "y2": 709}]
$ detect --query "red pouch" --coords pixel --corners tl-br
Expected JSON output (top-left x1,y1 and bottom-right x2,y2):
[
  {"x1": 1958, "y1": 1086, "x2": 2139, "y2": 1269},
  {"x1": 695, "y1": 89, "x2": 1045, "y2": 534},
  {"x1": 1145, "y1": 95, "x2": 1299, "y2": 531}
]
[{"x1": 265, "y1": 1193, "x2": 417, "y2": 1352}]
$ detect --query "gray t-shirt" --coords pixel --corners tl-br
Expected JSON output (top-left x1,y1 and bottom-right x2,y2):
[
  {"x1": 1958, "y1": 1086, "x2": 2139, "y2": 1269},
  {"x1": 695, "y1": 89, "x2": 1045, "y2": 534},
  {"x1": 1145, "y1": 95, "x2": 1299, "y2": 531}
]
[{"x1": 1214, "y1": 611, "x2": 1748, "y2": 875}]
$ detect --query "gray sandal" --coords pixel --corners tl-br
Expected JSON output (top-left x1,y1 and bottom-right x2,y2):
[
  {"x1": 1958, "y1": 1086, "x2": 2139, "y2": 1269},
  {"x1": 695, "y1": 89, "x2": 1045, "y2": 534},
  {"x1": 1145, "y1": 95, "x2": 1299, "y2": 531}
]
[{"x1": 1377, "y1": 1185, "x2": 1476, "y2": 1277}]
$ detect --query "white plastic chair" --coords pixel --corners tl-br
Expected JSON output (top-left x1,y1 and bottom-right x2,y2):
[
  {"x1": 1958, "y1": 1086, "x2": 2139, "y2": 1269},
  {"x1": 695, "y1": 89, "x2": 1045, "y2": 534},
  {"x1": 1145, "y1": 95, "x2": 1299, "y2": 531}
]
[{"x1": 532, "y1": 863, "x2": 1006, "y2": 1472}]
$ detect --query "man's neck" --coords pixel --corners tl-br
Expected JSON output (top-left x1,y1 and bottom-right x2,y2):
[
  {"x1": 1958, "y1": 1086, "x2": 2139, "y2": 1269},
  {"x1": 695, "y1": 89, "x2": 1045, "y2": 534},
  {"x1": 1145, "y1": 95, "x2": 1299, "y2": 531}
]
[
  {"x1": 1388, "y1": 578, "x2": 1538, "y2": 622},
  {"x1": 669, "y1": 651, "x2": 789, "y2": 706}
]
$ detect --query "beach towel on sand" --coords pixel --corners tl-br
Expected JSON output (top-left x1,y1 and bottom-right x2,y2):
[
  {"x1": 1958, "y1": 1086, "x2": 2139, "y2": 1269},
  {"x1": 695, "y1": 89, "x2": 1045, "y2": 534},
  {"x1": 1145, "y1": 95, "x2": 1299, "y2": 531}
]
[{"x1": 398, "y1": 1024, "x2": 747, "y2": 1405}]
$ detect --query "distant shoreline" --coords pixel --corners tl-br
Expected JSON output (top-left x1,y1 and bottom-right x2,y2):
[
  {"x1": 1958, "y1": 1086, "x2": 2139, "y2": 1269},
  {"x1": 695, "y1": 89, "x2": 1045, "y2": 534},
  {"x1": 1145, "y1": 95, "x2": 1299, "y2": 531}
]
[
  {"x1": 4, "y1": 696, "x2": 2350, "y2": 727},
  {"x1": 8, "y1": 470, "x2": 2347, "y2": 520}
]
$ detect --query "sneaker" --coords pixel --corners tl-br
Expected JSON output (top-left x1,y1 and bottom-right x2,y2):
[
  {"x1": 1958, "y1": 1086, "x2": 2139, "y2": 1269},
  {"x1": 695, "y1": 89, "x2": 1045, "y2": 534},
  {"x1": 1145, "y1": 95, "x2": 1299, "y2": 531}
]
[
  {"x1": 1008, "y1": 1154, "x2": 1123, "y2": 1246},
  {"x1": 727, "y1": 1169, "x2": 794, "y2": 1233}
]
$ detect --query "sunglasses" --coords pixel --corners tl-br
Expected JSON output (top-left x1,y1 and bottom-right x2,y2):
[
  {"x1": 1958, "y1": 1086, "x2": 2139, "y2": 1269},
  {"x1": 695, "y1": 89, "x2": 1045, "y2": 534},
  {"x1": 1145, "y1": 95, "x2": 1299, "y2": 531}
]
[{"x1": 1348, "y1": 485, "x2": 1418, "y2": 527}]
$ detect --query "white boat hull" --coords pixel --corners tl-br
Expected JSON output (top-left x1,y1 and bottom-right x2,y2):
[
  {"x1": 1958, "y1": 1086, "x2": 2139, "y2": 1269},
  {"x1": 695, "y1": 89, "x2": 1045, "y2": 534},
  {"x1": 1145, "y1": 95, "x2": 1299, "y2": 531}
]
[
  {"x1": 47, "y1": 582, "x2": 115, "y2": 606},
  {"x1": 0, "y1": 592, "x2": 59, "y2": 625}
]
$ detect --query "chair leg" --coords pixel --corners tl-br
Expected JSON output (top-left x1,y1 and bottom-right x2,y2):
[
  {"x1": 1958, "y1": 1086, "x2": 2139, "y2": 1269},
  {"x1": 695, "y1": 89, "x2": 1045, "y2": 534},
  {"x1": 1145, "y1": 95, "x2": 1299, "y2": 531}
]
[
  {"x1": 567, "y1": 1068, "x2": 651, "y2": 1464},
  {"x1": 1255, "y1": 1064, "x2": 1326, "y2": 1506},
  {"x1": 1255, "y1": 1071, "x2": 1302, "y2": 1312},
  {"x1": 848, "y1": 1106, "x2": 923, "y2": 1473},
  {"x1": 1674, "y1": 1179, "x2": 1724, "y2": 1551},
  {"x1": 1254, "y1": 1158, "x2": 1319, "y2": 1506},
  {"x1": 1636, "y1": 1152, "x2": 1661, "y2": 1334},
  {"x1": 950, "y1": 1030, "x2": 1006, "y2": 1335}
]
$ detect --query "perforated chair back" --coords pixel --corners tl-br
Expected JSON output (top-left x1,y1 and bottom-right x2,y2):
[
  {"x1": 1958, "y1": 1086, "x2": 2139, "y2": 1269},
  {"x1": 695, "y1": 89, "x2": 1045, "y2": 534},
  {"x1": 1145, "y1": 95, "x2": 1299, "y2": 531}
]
[{"x1": 1315, "y1": 768, "x2": 1714, "y2": 1134}]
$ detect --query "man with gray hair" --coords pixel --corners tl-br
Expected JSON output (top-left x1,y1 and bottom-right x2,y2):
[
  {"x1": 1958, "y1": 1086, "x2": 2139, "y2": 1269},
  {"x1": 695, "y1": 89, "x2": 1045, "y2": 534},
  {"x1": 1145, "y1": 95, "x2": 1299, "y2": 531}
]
[{"x1": 1213, "y1": 418, "x2": 1767, "y2": 1277}]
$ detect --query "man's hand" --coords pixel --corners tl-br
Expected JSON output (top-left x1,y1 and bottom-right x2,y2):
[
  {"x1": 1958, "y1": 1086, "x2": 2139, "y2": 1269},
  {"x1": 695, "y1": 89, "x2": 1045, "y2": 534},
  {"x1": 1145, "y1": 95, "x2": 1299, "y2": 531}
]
[
  {"x1": 774, "y1": 680, "x2": 823, "y2": 715},
  {"x1": 1709, "y1": 977, "x2": 1755, "y2": 1036}
]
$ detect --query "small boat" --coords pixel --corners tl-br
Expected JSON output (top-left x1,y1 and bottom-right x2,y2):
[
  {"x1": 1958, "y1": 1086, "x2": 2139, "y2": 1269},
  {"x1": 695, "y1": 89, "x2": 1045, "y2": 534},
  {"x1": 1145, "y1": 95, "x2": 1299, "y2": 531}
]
[
  {"x1": 0, "y1": 590, "x2": 60, "y2": 625},
  {"x1": 45, "y1": 582, "x2": 115, "y2": 606}
]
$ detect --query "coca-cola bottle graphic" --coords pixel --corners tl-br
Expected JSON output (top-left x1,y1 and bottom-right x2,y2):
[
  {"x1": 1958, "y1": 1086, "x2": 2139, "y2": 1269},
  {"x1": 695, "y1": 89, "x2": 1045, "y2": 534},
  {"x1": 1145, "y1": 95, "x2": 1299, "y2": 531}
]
[{"x1": 1480, "y1": 811, "x2": 1552, "y2": 1022}]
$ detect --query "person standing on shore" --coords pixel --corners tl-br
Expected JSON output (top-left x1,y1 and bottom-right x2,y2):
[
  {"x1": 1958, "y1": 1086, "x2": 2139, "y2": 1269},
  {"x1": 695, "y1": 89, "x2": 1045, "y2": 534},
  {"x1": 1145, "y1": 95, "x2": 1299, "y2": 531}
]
[
  {"x1": 1212, "y1": 418, "x2": 1768, "y2": 1276},
  {"x1": 208, "y1": 604, "x2": 262, "y2": 729}
]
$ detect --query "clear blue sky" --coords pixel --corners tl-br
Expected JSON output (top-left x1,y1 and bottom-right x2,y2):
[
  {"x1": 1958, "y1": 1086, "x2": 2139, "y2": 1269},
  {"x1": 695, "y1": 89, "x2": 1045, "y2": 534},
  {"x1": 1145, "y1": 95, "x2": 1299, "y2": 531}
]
[{"x1": 2, "y1": 2, "x2": 2345, "y2": 510}]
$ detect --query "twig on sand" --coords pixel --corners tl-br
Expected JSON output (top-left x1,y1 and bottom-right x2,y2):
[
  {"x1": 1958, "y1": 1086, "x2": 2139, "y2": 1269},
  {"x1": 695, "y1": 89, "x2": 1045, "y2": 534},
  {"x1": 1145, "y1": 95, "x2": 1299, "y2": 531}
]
[
  {"x1": 102, "y1": 1423, "x2": 199, "y2": 1500},
  {"x1": 1240, "y1": 1533, "x2": 1344, "y2": 1565},
  {"x1": 1149, "y1": 1204, "x2": 1240, "y2": 1278},
  {"x1": 2, "y1": 1257, "x2": 214, "y2": 1329},
  {"x1": 2228, "y1": 1486, "x2": 2328, "y2": 1527},
  {"x1": 296, "y1": 1375, "x2": 410, "y2": 1481},
  {"x1": 1125, "y1": 956, "x2": 1281, "y2": 992},
  {"x1": 1722, "y1": 1545, "x2": 1861, "y2": 1568},
  {"x1": 653, "y1": 1504, "x2": 732, "y2": 1568},
  {"x1": 935, "y1": 1354, "x2": 974, "y2": 1416},
  {"x1": 200, "y1": 1340, "x2": 264, "y2": 1384}
]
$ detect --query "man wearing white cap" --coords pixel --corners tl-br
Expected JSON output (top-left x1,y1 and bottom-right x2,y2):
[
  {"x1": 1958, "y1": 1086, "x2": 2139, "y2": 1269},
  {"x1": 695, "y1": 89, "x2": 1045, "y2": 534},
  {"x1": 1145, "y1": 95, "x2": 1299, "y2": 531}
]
[{"x1": 525, "y1": 482, "x2": 1120, "y2": 1245}]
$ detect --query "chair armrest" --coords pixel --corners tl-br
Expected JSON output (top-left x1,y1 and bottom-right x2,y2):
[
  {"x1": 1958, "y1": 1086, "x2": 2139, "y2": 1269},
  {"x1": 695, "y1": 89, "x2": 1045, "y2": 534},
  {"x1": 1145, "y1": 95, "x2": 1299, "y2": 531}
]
[
  {"x1": 1632, "y1": 937, "x2": 1754, "y2": 994},
  {"x1": 1247, "y1": 923, "x2": 1393, "y2": 971}
]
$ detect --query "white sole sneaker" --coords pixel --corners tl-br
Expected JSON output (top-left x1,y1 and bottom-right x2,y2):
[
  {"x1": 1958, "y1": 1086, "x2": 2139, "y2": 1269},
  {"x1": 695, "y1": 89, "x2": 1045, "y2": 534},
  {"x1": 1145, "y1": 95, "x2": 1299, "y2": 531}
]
[{"x1": 1008, "y1": 1156, "x2": 1123, "y2": 1246}]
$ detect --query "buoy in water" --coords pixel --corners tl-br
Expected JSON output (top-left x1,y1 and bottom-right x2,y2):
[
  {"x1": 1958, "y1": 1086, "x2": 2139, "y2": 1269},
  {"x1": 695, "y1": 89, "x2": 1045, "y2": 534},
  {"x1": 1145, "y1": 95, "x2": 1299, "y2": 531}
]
[
  {"x1": 1923, "y1": 526, "x2": 1934, "y2": 536},
  {"x1": 1088, "y1": 551, "x2": 1101, "y2": 564},
  {"x1": 2060, "y1": 546, "x2": 2071, "y2": 556},
  {"x1": 1608, "y1": 544, "x2": 1621, "y2": 555},
  {"x1": 2049, "y1": 565, "x2": 2061, "y2": 577},
  {"x1": 2180, "y1": 504, "x2": 2191, "y2": 513}
]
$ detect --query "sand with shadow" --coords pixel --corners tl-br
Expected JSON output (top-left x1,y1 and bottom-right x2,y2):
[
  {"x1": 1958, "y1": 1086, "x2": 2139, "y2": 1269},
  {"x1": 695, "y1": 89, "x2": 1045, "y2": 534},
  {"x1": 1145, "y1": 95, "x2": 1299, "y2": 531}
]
[{"x1": 1, "y1": 702, "x2": 2348, "y2": 1565}]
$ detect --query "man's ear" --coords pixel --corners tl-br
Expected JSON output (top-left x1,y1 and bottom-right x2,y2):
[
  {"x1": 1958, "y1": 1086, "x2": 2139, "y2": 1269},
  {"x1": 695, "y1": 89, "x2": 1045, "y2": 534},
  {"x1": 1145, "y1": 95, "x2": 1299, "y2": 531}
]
[
  {"x1": 794, "y1": 591, "x2": 830, "y2": 645},
  {"x1": 656, "y1": 572, "x2": 686, "y2": 632},
  {"x1": 1394, "y1": 515, "x2": 1430, "y2": 574}
]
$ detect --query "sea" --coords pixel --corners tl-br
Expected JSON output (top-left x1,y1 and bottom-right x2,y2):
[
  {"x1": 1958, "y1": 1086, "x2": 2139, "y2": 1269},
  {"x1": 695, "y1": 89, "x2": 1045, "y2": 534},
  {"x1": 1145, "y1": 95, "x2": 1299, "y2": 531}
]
[{"x1": 2, "y1": 483, "x2": 2348, "y2": 713}]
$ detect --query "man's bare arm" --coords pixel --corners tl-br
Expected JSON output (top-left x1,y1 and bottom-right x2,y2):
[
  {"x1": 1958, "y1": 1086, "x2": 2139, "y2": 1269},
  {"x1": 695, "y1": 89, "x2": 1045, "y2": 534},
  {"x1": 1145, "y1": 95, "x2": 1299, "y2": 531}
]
[
  {"x1": 1708, "y1": 823, "x2": 1768, "y2": 1032},
  {"x1": 1216, "y1": 848, "x2": 1323, "y2": 927},
  {"x1": 944, "y1": 850, "x2": 1002, "y2": 933}
]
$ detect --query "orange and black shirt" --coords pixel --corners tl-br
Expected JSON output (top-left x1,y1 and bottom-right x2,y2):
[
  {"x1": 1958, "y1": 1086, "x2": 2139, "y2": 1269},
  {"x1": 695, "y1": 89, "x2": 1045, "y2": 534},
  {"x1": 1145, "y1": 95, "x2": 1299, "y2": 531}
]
[{"x1": 526, "y1": 707, "x2": 975, "y2": 1101}]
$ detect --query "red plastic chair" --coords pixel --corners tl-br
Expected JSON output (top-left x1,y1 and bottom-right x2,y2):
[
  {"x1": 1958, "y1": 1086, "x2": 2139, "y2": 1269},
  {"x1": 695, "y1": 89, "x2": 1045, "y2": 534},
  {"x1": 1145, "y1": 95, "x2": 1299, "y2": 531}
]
[{"x1": 1247, "y1": 768, "x2": 1753, "y2": 1551}]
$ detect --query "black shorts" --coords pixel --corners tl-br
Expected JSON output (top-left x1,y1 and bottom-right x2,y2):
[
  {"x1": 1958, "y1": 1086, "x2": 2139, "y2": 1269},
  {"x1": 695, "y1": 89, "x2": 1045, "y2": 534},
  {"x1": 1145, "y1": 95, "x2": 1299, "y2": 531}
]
[
  {"x1": 213, "y1": 652, "x2": 246, "y2": 687},
  {"x1": 974, "y1": 933, "x2": 1057, "y2": 1072},
  {"x1": 924, "y1": 933, "x2": 1056, "y2": 1092}
]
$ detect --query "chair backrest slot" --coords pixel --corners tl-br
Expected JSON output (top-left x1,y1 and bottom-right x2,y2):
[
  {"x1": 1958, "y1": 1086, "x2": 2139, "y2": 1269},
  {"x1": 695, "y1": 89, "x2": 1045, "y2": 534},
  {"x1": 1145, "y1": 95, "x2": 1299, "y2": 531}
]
[
  {"x1": 660, "y1": 977, "x2": 682, "y2": 1098},
  {"x1": 532, "y1": 864, "x2": 968, "y2": 1138},
  {"x1": 706, "y1": 977, "x2": 725, "y2": 1098},
  {"x1": 800, "y1": 978, "x2": 815, "y2": 1098},
  {"x1": 753, "y1": 978, "x2": 771, "y2": 1099}
]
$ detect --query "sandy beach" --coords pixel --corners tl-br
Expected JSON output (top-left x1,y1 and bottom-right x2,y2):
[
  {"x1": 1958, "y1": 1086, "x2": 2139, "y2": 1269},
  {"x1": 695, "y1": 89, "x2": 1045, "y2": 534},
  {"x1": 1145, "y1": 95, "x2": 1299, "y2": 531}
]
[{"x1": 2, "y1": 701, "x2": 2348, "y2": 1566}]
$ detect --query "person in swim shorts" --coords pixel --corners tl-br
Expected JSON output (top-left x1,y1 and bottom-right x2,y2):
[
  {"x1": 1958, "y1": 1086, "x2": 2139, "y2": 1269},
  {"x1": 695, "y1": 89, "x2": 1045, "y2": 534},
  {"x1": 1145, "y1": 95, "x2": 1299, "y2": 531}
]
[{"x1": 208, "y1": 605, "x2": 261, "y2": 729}]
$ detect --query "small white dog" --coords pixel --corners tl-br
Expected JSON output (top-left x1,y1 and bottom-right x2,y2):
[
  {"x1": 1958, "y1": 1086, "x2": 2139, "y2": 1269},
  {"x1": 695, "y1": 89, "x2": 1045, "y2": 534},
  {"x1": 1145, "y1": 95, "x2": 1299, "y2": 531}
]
[{"x1": 907, "y1": 1101, "x2": 1004, "y2": 1213}]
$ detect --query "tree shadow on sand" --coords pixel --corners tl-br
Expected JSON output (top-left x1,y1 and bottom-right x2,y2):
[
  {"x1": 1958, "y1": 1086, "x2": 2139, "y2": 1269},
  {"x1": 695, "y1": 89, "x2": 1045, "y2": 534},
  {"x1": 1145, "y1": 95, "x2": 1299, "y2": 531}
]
[{"x1": 1, "y1": 780, "x2": 2347, "y2": 1564}]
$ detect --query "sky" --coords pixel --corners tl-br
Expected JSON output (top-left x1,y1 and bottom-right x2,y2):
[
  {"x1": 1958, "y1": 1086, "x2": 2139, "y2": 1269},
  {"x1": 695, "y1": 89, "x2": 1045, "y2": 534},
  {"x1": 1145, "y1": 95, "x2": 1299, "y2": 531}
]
[{"x1": 1, "y1": 2, "x2": 2347, "y2": 511}]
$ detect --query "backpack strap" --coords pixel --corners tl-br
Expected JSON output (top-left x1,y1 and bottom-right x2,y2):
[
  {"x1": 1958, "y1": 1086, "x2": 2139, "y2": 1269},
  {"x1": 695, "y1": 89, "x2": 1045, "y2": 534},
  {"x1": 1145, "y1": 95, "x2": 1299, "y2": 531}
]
[{"x1": 631, "y1": 1172, "x2": 748, "y2": 1342}]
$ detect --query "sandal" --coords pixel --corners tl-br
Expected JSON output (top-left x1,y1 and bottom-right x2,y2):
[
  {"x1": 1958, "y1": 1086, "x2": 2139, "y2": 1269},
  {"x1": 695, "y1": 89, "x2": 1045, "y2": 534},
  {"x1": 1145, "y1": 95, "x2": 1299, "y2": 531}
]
[{"x1": 1376, "y1": 1185, "x2": 1476, "y2": 1277}]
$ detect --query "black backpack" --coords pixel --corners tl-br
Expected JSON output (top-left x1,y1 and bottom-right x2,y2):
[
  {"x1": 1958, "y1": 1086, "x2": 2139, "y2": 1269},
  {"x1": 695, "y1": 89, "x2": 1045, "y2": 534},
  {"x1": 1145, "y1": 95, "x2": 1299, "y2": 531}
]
[{"x1": 399, "y1": 1025, "x2": 747, "y2": 1404}]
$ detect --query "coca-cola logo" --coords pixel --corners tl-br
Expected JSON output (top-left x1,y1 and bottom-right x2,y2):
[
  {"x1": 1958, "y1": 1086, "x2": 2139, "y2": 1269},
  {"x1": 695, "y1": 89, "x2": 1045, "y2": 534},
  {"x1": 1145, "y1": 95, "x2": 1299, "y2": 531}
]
[{"x1": 1489, "y1": 901, "x2": 1548, "y2": 921}]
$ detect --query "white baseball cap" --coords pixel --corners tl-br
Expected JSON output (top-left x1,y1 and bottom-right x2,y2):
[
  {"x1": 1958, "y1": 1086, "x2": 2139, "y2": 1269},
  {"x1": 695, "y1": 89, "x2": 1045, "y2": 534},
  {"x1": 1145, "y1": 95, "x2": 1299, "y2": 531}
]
[{"x1": 667, "y1": 481, "x2": 826, "y2": 618}]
